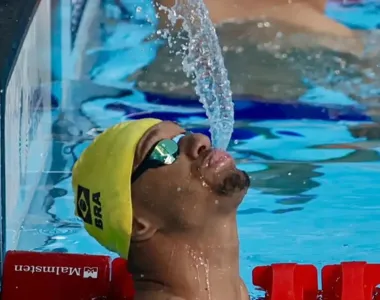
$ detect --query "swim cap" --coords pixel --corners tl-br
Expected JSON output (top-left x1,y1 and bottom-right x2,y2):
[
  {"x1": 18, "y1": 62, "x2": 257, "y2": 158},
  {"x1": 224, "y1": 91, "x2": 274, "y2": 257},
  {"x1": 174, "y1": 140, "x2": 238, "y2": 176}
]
[{"x1": 72, "y1": 118, "x2": 162, "y2": 259}]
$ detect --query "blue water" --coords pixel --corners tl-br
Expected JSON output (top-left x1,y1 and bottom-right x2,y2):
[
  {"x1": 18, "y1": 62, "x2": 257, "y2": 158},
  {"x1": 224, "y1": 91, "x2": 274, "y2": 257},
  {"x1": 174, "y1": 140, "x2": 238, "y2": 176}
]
[{"x1": 16, "y1": 1, "x2": 380, "y2": 298}]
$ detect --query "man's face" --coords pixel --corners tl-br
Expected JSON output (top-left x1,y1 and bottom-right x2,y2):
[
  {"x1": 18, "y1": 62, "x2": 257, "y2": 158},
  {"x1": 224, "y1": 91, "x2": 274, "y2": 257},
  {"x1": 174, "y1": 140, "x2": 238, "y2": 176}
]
[{"x1": 131, "y1": 121, "x2": 250, "y2": 231}]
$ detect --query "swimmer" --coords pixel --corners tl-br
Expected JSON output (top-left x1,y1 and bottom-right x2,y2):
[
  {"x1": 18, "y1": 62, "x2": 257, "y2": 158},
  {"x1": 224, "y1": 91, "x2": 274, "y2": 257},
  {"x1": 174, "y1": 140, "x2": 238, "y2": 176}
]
[
  {"x1": 129, "y1": 0, "x2": 380, "y2": 103},
  {"x1": 157, "y1": 0, "x2": 354, "y2": 41},
  {"x1": 72, "y1": 118, "x2": 251, "y2": 300}
]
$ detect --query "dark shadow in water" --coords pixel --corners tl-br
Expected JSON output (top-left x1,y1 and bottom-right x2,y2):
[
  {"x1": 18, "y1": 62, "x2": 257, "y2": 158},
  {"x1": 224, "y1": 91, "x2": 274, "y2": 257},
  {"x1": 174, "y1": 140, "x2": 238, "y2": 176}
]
[
  {"x1": 276, "y1": 195, "x2": 314, "y2": 205},
  {"x1": 275, "y1": 130, "x2": 304, "y2": 137},
  {"x1": 349, "y1": 123, "x2": 380, "y2": 140},
  {"x1": 238, "y1": 208, "x2": 268, "y2": 215},
  {"x1": 248, "y1": 162, "x2": 322, "y2": 196},
  {"x1": 238, "y1": 206, "x2": 304, "y2": 215},
  {"x1": 49, "y1": 188, "x2": 68, "y2": 198},
  {"x1": 271, "y1": 207, "x2": 303, "y2": 214}
]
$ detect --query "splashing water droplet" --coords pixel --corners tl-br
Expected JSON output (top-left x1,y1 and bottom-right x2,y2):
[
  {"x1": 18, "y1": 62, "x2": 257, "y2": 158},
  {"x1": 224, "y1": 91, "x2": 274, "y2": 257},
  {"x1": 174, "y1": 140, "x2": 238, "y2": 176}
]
[{"x1": 159, "y1": 0, "x2": 234, "y2": 150}]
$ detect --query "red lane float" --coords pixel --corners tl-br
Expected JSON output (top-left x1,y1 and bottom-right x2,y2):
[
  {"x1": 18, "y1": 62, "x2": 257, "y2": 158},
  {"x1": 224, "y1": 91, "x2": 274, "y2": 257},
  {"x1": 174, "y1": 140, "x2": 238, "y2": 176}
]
[
  {"x1": 1, "y1": 251, "x2": 133, "y2": 300},
  {"x1": 253, "y1": 263, "x2": 318, "y2": 300},
  {"x1": 322, "y1": 262, "x2": 380, "y2": 300},
  {"x1": 110, "y1": 258, "x2": 134, "y2": 300},
  {"x1": 2, "y1": 251, "x2": 380, "y2": 299},
  {"x1": 253, "y1": 263, "x2": 380, "y2": 300}
]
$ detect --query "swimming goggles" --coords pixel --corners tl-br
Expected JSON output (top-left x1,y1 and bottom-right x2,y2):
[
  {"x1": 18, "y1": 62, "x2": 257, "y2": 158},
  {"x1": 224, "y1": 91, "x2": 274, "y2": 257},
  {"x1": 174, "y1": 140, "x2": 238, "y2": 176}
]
[{"x1": 131, "y1": 132, "x2": 191, "y2": 183}]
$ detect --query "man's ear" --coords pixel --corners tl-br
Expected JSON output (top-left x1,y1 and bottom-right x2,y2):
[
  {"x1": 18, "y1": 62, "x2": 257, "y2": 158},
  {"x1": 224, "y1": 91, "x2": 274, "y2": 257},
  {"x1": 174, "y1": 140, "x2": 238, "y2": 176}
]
[{"x1": 131, "y1": 216, "x2": 157, "y2": 241}]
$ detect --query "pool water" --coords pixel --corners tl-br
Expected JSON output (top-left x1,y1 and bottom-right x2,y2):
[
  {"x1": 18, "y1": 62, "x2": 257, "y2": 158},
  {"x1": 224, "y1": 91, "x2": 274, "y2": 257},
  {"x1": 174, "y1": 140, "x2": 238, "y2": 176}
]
[{"x1": 16, "y1": 1, "x2": 380, "y2": 298}]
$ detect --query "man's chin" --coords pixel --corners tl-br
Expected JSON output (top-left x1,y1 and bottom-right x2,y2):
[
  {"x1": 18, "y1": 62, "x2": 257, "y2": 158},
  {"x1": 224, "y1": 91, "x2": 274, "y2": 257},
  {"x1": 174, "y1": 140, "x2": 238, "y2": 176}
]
[{"x1": 213, "y1": 170, "x2": 250, "y2": 197}]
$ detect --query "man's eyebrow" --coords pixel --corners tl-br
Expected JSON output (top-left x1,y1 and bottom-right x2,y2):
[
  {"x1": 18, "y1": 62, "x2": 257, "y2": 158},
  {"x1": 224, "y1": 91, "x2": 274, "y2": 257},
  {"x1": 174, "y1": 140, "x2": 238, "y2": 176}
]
[
  {"x1": 141, "y1": 122, "x2": 184, "y2": 153},
  {"x1": 169, "y1": 121, "x2": 182, "y2": 129},
  {"x1": 140, "y1": 127, "x2": 160, "y2": 155},
  {"x1": 169, "y1": 121, "x2": 186, "y2": 134}
]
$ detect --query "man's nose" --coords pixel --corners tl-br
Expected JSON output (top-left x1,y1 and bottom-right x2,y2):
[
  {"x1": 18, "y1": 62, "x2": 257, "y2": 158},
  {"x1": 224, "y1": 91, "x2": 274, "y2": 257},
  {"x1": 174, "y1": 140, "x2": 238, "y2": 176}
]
[{"x1": 180, "y1": 133, "x2": 211, "y2": 159}]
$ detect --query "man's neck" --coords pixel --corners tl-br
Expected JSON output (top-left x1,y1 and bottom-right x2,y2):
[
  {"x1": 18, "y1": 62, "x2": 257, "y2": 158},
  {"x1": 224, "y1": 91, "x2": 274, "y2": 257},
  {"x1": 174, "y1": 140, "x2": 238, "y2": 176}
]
[{"x1": 130, "y1": 215, "x2": 244, "y2": 300}]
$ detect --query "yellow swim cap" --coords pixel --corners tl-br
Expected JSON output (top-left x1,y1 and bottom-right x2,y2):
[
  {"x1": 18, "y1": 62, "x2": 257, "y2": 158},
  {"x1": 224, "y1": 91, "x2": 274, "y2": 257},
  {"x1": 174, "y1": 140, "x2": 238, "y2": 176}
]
[{"x1": 72, "y1": 118, "x2": 162, "y2": 259}]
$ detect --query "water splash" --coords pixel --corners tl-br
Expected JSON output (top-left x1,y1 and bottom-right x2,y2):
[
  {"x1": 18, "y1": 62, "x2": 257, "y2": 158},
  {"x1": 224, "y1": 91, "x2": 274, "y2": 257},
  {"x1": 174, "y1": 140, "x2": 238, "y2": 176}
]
[{"x1": 159, "y1": 0, "x2": 234, "y2": 150}]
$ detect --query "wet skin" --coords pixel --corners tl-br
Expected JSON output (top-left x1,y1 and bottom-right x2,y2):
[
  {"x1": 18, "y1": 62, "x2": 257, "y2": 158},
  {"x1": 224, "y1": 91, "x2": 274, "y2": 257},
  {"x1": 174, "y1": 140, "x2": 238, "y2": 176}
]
[{"x1": 128, "y1": 121, "x2": 250, "y2": 300}]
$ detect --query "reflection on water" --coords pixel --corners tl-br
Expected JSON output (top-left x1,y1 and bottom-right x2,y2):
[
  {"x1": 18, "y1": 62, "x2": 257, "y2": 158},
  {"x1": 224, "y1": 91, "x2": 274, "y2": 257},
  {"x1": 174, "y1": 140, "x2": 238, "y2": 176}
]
[
  {"x1": 136, "y1": 19, "x2": 380, "y2": 110},
  {"x1": 93, "y1": 0, "x2": 380, "y2": 111}
]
